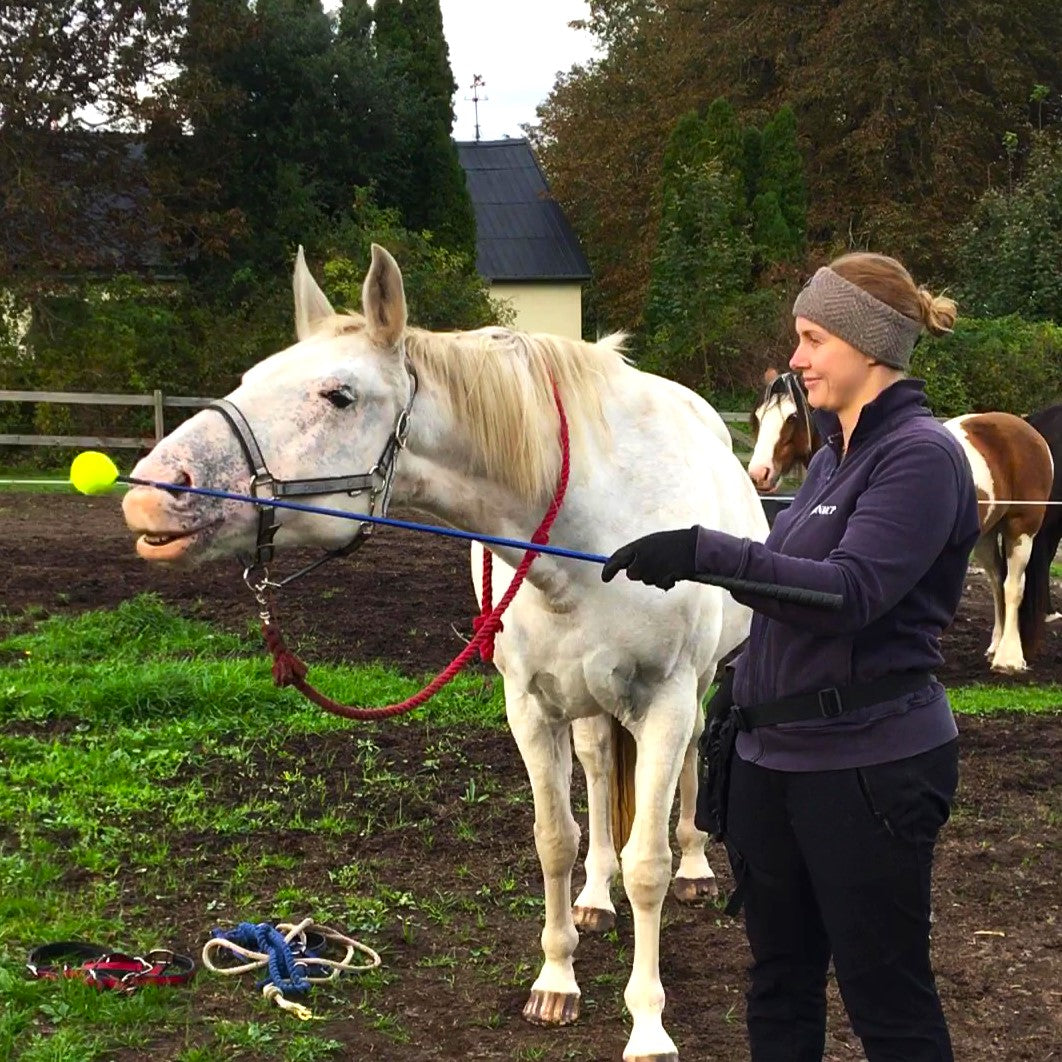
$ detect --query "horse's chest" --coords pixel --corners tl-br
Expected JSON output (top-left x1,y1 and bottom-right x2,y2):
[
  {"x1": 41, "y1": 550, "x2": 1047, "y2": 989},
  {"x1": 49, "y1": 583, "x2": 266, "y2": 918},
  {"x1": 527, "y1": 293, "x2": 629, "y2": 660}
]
[
  {"x1": 524, "y1": 667, "x2": 603, "y2": 721},
  {"x1": 497, "y1": 624, "x2": 674, "y2": 725}
]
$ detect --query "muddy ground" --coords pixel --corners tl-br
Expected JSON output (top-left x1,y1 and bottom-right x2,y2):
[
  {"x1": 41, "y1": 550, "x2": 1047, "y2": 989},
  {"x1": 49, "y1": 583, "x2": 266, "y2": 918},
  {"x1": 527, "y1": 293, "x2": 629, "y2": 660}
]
[{"x1": 1, "y1": 492, "x2": 1060, "y2": 1060}]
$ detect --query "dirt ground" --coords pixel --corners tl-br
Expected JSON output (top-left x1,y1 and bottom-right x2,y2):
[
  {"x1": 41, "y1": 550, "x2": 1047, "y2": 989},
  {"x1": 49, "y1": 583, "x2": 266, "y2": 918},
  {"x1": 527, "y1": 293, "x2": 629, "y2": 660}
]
[{"x1": 2, "y1": 491, "x2": 1061, "y2": 1060}]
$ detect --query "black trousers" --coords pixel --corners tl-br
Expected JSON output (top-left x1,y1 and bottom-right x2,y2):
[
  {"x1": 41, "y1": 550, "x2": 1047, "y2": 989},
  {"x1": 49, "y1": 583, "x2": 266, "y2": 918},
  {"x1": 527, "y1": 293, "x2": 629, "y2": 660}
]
[{"x1": 724, "y1": 740, "x2": 959, "y2": 1062}]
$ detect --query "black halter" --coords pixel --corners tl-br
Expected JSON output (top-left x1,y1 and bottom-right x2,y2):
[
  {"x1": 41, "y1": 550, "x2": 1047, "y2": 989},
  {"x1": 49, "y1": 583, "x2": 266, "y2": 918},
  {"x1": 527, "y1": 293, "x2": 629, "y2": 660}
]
[{"x1": 207, "y1": 355, "x2": 418, "y2": 590}]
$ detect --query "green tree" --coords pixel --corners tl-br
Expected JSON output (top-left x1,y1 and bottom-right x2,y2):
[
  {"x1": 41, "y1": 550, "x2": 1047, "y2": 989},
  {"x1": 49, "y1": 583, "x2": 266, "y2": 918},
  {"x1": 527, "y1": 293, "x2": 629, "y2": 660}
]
[
  {"x1": 321, "y1": 188, "x2": 506, "y2": 332},
  {"x1": 756, "y1": 106, "x2": 806, "y2": 262},
  {"x1": 954, "y1": 135, "x2": 1062, "y2": 323},
  {"x1": 641, "y1": 112, "x2": 754, "y2": 383},
  {"x1": 155, "y1": 0, "x2": 422, "y2": 293},
  {"x1": 640, "y1": 103, "x2": 805, "y2": 388},
  {"x1": 372, "y1": 0, "x2": 410, "y2": 52},
  {"x1": 535, "y1": 0, "x2": 1062, "y2": 332},
  {"x1": 337, "y1": 0, "x2": 373, "y2": 44},
  {"x1": 372, "y1": 0, "x2": 475, "y2": 257}
]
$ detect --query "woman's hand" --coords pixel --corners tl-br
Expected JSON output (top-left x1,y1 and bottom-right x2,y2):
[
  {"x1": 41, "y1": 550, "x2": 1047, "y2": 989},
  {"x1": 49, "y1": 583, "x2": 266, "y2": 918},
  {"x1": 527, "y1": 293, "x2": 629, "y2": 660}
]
[{"x1": 601, "y1": 527, "x2": 699, "y2": 590}]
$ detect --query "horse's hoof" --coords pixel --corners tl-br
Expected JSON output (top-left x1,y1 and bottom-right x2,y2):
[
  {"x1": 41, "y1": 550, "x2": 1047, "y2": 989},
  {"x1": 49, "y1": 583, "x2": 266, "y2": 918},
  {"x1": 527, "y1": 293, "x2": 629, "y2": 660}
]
[
  {"x1": 625, "y1": 1053, "x2": 679, "y2": 1061},
  {"x1": 573, "y1": 905, "x2": 615, "y2": 933},
  {"x1": 523, "y1": 989, "x2": 580, "y2": 1026},
  {"x1": 672, "y1": 876, "x2": 718, "y2": 904},
  {"x1": 990, "y1": 657, "x2": 1027, "y2": 673}
]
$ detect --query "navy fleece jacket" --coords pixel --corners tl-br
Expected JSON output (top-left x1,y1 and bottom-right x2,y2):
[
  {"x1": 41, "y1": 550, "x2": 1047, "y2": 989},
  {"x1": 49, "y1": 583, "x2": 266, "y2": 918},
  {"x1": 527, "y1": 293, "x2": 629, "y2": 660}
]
[{"x1": 696, "y1": 378, "x2": 981, "y2": 770}]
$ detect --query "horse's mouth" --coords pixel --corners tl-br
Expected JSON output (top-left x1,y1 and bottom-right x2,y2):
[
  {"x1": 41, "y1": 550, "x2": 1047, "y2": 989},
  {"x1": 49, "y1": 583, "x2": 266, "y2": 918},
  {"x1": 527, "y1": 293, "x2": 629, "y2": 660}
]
[{"x1": 134, "y1": 523, "x2": 217, "y2": 562}]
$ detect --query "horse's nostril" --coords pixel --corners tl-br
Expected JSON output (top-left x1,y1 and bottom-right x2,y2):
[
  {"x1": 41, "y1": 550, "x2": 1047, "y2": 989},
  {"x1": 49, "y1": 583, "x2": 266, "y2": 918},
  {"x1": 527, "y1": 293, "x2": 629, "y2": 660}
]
[{"x1": 163, "y1": 470, "x2": 193, "y2": 499}]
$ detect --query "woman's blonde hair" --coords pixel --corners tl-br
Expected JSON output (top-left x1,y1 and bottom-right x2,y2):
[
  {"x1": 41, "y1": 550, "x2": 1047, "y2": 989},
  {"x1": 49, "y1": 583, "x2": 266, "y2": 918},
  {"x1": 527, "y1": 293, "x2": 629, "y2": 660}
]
[{"x1": 829, "y1": 252, "x2": 957, "y2": 336}]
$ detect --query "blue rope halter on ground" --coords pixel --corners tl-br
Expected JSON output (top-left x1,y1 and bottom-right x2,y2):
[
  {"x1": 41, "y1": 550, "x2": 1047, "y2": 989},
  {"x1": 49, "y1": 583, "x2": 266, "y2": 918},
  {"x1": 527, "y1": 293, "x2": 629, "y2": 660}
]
[
  {"x1": 203, "y1": 918, "x2": 381, "y2": 1020},
  {"x1": 212, "y1": 922, "x2": 314, "y2": 994}
]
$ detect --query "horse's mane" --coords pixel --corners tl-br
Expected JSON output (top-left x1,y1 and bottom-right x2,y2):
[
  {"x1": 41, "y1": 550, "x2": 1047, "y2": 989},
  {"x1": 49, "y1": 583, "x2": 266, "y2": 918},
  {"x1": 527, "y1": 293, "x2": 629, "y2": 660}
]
[{"x1": 320, "y1": 314, "x2": 629, "y2": 502}]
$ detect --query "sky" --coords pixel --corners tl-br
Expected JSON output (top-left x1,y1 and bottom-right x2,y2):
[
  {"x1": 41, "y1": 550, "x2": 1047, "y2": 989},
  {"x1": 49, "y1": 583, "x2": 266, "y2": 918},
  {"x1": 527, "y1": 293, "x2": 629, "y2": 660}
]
[{"x1": 438, "y1": 1, "x2": 599, "y2": 142}]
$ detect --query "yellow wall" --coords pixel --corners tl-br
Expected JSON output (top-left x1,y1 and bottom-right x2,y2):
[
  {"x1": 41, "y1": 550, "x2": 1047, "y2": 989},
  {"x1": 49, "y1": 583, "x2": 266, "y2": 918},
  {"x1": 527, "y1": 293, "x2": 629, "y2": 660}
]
[{"x1": 491, "y1": 282, "x2": 583, "y2": 339}]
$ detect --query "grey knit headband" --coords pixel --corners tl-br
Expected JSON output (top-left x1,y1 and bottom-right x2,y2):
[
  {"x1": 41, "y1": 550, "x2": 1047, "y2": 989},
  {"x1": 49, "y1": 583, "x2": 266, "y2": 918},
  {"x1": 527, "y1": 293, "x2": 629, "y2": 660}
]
[{"x1": 792, "y1": 267, "x2": 923, "y2": 370}]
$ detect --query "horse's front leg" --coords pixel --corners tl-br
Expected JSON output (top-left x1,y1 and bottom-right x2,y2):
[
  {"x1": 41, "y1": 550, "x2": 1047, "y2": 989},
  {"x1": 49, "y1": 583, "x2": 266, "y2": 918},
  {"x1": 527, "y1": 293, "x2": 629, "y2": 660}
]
[
  {"x1": 672, "y1": 711, "x2": 717, "y2": 903},
  {"x1": 571, "y1": 715, "x2": 620, "y2": 932},
  {"x1": 621, "y1": 686, "x2": 698, "y2": 1062},
  {"x1": 506, "y1": 690, "x2": 582, "y2": 1026}
]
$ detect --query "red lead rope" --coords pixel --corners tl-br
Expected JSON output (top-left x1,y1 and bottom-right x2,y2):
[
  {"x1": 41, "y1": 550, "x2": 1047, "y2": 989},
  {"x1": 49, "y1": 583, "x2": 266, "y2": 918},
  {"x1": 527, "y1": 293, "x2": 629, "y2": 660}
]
[{"x1": 262, "y1": 379, "x2": 572, "y2": 721}]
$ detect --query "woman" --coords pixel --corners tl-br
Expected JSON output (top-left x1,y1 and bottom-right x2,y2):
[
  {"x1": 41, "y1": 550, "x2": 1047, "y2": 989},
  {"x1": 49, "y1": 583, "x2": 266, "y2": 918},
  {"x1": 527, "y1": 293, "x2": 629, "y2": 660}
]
[{"x1": 602, "y1": 253, "x2": 980, "y2": 1062}]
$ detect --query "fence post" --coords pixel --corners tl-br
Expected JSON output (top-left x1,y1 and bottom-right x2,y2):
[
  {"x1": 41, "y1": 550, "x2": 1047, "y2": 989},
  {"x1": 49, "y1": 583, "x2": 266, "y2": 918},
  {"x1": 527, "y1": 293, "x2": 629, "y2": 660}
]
[{"x1": 153, "y1": 389, "x2": 165, "y2": 443}]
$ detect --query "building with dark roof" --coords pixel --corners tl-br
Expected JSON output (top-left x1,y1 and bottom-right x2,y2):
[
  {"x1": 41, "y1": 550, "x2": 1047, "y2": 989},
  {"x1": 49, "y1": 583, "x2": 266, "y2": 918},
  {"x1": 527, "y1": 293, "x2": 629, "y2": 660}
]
[{"x1": 456, "y1": 138, "x2": 590, "y2": 339}]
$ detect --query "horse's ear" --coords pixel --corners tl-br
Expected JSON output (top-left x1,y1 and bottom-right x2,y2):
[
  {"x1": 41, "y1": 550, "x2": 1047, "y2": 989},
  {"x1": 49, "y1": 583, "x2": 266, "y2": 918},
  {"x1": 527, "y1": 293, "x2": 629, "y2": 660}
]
[
  {"x1": 763, "y1": 368, "x2": 779, "y2": 384},
  {"x1": 293, "y1": 245, "x2": 335, "y2": 341},
  {"x1": 362, "y1": 243, "x2": 407, "y2": 350}
]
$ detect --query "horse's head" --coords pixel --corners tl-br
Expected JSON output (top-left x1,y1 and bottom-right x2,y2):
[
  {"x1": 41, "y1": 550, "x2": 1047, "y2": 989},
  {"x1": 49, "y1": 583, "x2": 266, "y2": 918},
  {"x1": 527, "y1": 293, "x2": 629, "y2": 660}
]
[
  {"x1": 748, "y1": 368, "x2": 817, "y2": 492},
  {"x1": 122, "y1": 244, "x2": 414, "y2": 567}
]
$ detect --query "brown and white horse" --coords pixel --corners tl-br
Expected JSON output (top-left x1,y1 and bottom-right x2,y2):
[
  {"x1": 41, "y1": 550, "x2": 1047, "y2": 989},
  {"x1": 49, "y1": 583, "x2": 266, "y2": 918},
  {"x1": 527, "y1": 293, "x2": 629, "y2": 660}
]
[
  {"x1": 748, "y1": 370, "x2": 1056, "y2": 672},
  {"x1": 747, "y1": 368, "x2": 819, "y2": 493}
]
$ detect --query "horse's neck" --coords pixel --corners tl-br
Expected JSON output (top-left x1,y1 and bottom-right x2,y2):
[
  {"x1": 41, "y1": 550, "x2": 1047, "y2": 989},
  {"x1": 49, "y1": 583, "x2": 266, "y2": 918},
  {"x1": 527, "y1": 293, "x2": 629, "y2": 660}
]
[{"x1": 392, "y1": 387, "x2": 586, "y2": 596}]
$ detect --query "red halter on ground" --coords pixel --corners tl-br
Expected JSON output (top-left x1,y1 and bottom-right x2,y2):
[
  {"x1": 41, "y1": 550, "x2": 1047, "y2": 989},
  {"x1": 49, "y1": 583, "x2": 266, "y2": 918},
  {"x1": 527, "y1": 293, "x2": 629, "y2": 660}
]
[{"x1": 261, "y1": 379, "x2": 572, "y2": 720}]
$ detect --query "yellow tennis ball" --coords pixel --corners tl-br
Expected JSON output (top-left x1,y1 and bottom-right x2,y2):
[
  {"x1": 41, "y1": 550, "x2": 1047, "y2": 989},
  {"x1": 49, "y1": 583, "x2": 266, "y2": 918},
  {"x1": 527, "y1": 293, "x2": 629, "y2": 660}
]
[{"x1": 70, "y1": 451, "x2": 120, "y2": 495}]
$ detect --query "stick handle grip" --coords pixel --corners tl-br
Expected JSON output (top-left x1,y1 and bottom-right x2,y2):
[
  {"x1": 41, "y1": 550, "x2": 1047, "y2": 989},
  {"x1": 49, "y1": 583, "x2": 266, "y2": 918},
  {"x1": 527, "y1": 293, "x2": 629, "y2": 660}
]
[{"x1": 692, "y1": 574, "x2": 845, "y2": 611}]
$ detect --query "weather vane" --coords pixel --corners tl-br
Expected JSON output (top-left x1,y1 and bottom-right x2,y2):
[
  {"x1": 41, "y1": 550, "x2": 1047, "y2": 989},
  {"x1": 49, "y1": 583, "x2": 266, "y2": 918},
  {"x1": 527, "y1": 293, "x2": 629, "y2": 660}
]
[{"x1": 467, "y1": 74, "x2": 487, "y2": 142}]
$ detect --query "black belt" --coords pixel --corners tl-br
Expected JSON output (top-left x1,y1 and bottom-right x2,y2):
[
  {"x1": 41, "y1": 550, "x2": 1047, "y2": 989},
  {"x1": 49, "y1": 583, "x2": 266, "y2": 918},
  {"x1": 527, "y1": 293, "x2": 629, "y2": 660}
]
[{"x1": 731, "y1": 671, "x2": 934, "y2": 732}]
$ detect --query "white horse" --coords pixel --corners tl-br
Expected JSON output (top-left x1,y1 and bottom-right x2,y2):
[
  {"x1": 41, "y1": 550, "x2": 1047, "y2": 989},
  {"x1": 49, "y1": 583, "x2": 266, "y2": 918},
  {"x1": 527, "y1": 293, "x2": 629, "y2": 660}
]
[{"x1": 123, "y1": 245, "x2": 768, "y2": 1060}]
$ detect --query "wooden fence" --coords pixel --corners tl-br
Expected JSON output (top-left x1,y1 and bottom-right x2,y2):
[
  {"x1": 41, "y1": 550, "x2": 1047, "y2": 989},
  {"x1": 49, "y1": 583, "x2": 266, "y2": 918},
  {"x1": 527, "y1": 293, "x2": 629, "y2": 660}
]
[
  {"x1": 0, "y1": 389, "x2": 759, "y2": 455},
  {"x1": 0, "y1": 390, "x2": 212, "y2": 451}
]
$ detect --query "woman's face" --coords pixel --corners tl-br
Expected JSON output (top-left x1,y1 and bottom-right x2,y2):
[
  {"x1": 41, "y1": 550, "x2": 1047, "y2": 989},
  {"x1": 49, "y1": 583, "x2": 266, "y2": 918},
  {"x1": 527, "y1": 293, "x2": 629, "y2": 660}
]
[{"x1": 789, "y1": 316, "x2": 872, "y2": 411}]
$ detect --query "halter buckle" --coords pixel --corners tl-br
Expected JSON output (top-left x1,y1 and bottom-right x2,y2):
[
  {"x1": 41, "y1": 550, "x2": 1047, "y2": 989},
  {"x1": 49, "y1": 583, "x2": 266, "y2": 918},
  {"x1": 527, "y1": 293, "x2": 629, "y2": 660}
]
[
  {"x1": 394, "y1": 409, "x2": 412, "y2": 449},
  {"x1": 249, "y1": 471, "x2": 275, "y2": 498}
]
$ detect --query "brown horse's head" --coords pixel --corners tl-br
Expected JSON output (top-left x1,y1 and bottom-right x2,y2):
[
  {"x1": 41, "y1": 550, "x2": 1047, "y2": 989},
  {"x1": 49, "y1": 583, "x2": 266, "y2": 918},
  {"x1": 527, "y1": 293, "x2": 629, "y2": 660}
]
[{"x1": 748, "y1": 368, "x2": 820, "y2": 492}]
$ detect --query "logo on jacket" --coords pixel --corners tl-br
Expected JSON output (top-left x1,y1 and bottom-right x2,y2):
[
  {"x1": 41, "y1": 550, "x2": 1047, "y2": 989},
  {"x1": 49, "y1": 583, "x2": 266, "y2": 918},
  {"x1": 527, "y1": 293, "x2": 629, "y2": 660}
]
[{"x1": 811, "y1": 504, "x2": 837, "y2": 516}]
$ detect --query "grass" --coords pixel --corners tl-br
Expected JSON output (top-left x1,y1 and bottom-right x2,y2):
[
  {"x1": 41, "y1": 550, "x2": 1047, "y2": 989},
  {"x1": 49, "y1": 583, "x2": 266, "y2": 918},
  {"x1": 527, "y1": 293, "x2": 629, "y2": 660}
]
[
  {"x1": 0, "y1": 596, "x2": 1058, "y2": 1058},
  {"x1": 0, "y1": 596, "x2": 511, "y2": 1059}
]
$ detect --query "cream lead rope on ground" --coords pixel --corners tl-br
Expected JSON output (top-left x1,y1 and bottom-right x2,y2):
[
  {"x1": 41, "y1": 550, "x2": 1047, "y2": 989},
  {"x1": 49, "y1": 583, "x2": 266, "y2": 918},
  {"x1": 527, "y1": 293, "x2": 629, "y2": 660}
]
[{"x1": 201, "y1": 918, "x2": 382, "y2": 1020}]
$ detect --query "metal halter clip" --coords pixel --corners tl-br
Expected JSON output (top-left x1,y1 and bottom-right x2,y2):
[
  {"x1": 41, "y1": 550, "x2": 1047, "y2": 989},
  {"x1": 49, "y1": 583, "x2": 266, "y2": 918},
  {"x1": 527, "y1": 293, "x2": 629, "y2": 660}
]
[{"x1": 242, "y1": 563, "x2": 280, "y2": 617}]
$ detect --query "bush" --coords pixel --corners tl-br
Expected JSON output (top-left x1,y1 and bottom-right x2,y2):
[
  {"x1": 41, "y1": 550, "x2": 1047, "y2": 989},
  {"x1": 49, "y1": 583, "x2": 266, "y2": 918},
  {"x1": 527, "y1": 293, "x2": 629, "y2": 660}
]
[{"x1": 912, "y1": 315, "x2": 1062, "y2": 417}]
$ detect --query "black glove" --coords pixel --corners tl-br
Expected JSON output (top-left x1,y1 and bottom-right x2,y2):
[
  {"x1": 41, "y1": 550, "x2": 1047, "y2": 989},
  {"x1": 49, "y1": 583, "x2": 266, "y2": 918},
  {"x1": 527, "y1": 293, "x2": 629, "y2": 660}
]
[{"x1": 600, "y1": 526, "x2": 699, "y2": 590}]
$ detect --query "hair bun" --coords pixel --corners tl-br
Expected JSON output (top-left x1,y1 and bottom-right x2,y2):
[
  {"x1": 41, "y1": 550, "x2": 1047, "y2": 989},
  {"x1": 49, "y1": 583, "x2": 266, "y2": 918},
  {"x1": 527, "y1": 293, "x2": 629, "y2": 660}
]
[{"x1": 917, "y1": 288, "x2": 957, "y2": 336}]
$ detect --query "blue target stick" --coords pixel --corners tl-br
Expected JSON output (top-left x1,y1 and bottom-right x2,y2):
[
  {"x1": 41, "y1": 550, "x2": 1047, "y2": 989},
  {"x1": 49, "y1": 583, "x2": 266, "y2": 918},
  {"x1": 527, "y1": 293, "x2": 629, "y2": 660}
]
[{"x1": 120, "y1": 474, "x2": 844, "y2": 611}]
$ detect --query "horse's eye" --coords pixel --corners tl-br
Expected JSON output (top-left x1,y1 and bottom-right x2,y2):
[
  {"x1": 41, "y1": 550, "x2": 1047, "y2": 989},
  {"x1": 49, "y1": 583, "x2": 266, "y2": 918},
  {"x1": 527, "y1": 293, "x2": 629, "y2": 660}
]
[{"x1": 322, "y1": 387, "x2": 355, "y2": 410}]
